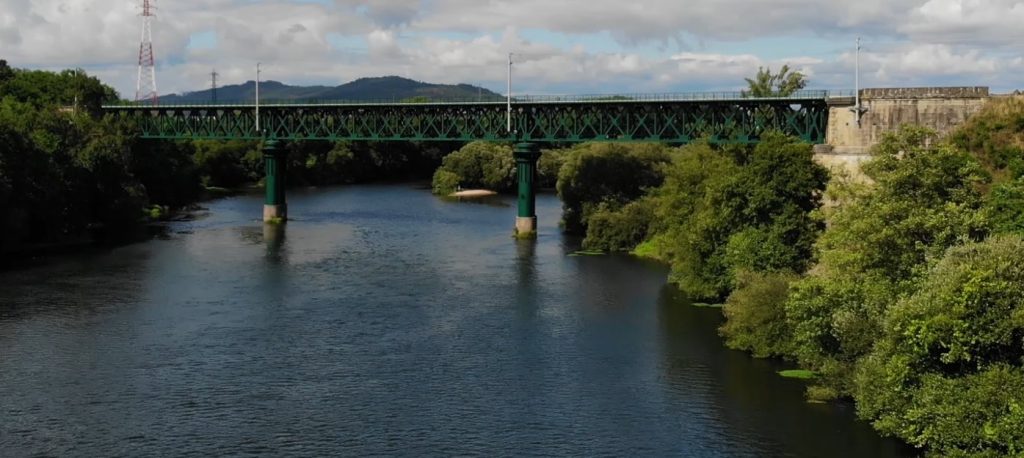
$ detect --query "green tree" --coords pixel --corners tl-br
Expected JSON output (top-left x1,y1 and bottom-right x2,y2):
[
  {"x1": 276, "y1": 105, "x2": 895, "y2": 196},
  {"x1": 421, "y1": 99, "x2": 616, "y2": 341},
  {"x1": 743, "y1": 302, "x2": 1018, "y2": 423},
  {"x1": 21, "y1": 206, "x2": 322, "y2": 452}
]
[
  {"x1": 949, "y1": 96, "x2": 1024, "y2": 184},
  {"x1": 430, "y1": 141, "x2": 515, "y2": 194},
  {"x1": 986, "y1": 178, "x2": 1024, "y2": 235},
  {"x1": 0, "y1": 59, "x2": 13, "y2": 84},
  {"x1": 192, "y1": 140, "x2": 259, "y2": 188},
  {"x1": 582, "y1": 197, "x2": 656, "y2": 252},
  {"x1": 743, "y1": 65, "x2": 807, "y2": 98},
  {"x1": 786, "y1": 126, "x2": 990, "y2": 394},
  {"x1": 432, "y1": 169, "x2": 461, "y2": 195},
  {"x1": 556, "y1": 142, "x2": 671, "y2": 234},
  {"x1": 644, "y1": 134, "x2": 827, "y2": 301},
  {"x1": 132, "y1": 139, "x2": 203, "y2": 208},
  {"x1": 855, "y1": 235, "x2": 1024, "y2": 456},
  {"x1": 720, "y1": 271, "x2": 798, "y2": 358},
  {"x1": 537, "y1": 148, "x2": 569, "y2": 189}
]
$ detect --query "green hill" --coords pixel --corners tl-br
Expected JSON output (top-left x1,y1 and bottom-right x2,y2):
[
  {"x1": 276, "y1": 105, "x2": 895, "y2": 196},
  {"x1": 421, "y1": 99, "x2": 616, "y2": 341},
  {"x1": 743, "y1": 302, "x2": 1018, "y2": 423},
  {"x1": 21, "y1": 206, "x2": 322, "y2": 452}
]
[{"x1": 159, "y1": 76, "x2": 502, "y2": 104}]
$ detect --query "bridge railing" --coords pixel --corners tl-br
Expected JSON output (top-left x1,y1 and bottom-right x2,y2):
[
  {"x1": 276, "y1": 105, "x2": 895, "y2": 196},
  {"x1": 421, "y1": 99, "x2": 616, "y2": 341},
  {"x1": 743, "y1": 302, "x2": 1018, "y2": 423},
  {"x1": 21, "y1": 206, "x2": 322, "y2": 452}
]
[{"x1": 103, "y1": 90, "x2": 840, "y2": 108}]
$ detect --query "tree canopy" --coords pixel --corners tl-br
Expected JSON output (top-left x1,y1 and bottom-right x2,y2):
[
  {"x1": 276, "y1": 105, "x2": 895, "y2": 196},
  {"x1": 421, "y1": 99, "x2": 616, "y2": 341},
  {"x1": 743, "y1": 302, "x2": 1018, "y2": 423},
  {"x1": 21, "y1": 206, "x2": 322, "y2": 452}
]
[{"x1": 743, "y1": 65, "x2": 807, "y2": 98}]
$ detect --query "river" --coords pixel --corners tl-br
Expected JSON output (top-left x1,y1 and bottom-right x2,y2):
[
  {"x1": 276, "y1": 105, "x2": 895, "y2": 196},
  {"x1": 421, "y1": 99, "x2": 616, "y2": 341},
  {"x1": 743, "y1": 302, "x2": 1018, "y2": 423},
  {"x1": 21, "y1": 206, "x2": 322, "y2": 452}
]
[{"x1": 0, "y1": 184, "x2": 912, "y2": 456}]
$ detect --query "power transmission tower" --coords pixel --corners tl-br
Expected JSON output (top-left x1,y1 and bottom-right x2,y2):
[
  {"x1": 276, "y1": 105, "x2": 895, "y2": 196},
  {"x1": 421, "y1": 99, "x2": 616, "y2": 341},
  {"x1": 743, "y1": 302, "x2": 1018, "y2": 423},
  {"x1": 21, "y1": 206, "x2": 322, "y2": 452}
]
[{"x1": 135, "y1": 0, "x2": 159, "y2": 104}]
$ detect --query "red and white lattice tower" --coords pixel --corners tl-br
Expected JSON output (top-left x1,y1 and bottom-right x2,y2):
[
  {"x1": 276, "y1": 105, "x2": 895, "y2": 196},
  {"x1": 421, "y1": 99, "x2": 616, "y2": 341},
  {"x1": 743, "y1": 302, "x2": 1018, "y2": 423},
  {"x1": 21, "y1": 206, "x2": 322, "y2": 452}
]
[{"x1": 135, "y1": 0, "x2": 159, "y2": 104}]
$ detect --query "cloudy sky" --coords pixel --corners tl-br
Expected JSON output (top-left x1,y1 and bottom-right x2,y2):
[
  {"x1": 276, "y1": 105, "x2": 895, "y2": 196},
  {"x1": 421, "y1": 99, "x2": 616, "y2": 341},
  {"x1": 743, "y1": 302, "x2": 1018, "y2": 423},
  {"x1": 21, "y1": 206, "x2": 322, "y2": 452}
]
[{"x1": 1, "y1": 0, "x2": 1022, "y2": 98}]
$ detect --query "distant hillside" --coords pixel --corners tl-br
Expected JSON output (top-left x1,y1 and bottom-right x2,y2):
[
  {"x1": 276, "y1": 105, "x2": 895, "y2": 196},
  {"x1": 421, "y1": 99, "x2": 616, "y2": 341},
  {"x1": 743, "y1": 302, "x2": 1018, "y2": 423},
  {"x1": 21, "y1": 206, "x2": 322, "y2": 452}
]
[{"x1": 159, "y1": 76, "x2": 502, "y2": 104}]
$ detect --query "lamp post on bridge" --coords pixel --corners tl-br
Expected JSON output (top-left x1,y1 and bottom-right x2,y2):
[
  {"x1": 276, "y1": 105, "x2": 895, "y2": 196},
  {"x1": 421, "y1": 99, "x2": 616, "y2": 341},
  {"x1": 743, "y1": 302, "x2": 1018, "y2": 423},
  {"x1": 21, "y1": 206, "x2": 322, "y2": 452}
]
[
  {"x1": 507, "y1": 52, "x2": 513, "y2": 135},
  {"x1": 851, "y1": 37, "x2": 868, "y2": 126}
]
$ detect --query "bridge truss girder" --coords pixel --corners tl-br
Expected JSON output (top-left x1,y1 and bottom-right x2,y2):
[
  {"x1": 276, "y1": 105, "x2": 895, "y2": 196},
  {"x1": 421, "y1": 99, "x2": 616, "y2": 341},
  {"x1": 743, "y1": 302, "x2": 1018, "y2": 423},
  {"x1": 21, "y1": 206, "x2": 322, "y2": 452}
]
[{"x1": 104, "y1": 99, "x2": 828, "y2": 144}]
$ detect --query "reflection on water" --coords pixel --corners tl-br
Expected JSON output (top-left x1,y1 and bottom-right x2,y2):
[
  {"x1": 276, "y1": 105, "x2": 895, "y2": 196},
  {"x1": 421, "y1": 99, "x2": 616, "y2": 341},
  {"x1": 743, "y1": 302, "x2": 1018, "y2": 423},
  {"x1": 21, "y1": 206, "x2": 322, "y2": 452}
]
[
  {"x1": 0, "y1": 184, "x2": 913, "y2": 456},
  {"x1": 263, "y1": 223, "x2": 286, "y2": 263}
]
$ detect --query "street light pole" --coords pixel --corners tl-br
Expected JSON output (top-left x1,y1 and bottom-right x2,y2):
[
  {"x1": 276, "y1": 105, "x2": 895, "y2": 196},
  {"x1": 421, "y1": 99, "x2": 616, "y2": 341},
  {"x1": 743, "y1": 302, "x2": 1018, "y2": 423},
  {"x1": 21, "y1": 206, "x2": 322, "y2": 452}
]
[
  {"x1": 852, "y1": 37, "x2": 867, "y2": 127},
  {"x1": 855, "y1": 37, "x2": 860, "y2": 125},
  {"x1": 507, "y1": 52, "x2": 513, "y2": 135},
  {"x1": 256, "y1": 62, "x2": 261, "y2": 135}
]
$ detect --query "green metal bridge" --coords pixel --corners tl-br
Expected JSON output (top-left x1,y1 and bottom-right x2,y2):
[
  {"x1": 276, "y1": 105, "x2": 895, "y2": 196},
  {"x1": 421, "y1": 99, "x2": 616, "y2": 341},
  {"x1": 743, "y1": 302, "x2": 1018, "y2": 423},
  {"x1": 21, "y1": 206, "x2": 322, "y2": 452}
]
[
  {"x1": 102, "y1": 91, "x2": 829, "y2": 144},
  {"x1": 102, "y1": 91, "x2": 832, "y2": 234}
]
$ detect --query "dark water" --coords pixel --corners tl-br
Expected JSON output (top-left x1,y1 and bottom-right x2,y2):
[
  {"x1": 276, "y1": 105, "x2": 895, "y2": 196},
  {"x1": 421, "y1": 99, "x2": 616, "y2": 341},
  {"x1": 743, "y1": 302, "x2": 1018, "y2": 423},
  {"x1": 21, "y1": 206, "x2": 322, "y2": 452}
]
[{"x1": 0, "y1": 185, "x2": 912, "y2": 457}]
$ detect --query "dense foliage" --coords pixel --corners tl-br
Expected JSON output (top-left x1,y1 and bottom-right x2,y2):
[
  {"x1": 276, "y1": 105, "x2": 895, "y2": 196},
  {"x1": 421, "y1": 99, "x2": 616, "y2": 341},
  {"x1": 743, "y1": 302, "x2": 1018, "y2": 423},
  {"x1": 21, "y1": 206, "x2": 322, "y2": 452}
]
[
  {"x1": 949, "y1": 96, "x2": 1024, "y2": 184},
  {"x1": 720, "y1": 271, "x2": 798, "y2": 358},
  {"x1": 856, "y1": 236, "x2": 1024, "y2": 455},
  {"x1": 556, "y1": 143, "x2": 671, "y2": 234},
  {"x1": 785, "y1": 127, "x2": 990, "y2": 391},
  {"x1": 430, "y1": 141, "x2": 515, "y2": 195},
  {"x1": 0, "y1": 61, "x2": 456, "y2": 254},
  {"x1": 712, "y1": 99, "x2": 1024, "y2": 455},
  {"x1": 0, "y1": 63, "x2": 200, "y2": 251},
  {"x1": 581, "y1": 197, "x2": 656, "y2": 252},
  {"x1": 641, "y1": 134, "x2": 828, "y2": 301},
  {"x1": 429, "y1": 142, "x2": 568, "y2": 195}
]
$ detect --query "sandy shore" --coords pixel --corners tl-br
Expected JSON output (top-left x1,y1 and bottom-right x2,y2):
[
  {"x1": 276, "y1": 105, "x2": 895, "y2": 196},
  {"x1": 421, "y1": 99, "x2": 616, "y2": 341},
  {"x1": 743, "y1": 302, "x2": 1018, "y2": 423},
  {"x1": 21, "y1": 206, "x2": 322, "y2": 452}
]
[{"x1": 449, "y1": 189, "x2": 498, "y2": 197}]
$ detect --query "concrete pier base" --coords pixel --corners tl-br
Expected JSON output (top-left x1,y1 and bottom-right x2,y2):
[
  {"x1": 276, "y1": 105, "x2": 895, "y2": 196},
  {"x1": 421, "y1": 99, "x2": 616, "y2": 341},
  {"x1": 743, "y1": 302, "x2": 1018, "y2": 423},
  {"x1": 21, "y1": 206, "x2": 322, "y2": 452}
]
[
  {"x1": 515, "y1": 216, "x2": 537, "y2": 238},
  {"x1": 264, "y1": 204, "x2": 287, "y2": 223}
]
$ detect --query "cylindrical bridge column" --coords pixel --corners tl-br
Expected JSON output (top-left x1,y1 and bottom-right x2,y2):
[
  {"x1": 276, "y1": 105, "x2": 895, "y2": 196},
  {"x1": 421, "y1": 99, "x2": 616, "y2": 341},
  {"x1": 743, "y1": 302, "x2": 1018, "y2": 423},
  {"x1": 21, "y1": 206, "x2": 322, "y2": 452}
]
[
  {"x1": 513, "y1": 142, "x2": 541, "y2": 238},
  {"x1": 263, "y1": 139, "x2": 287, "y2": 223}
]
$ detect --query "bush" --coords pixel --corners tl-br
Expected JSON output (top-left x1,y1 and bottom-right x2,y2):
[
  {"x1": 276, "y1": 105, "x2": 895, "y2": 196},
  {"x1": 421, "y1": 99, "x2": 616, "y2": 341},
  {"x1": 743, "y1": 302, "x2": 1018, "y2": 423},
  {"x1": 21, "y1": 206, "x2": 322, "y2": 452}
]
[
  {"x1": 720, "y1": 270, "x2": 798, "y2": 358},
  {"x1": 537, "y1": 148, "x2": 570, "y2": 188},
  {"x1": 950, "y1": 96, "x2": 1024, "y2": 184},
  {"x1": 785, "y1": 127, "x2": 990, "y2": 394},
  {"x1": 854, "y1": 235, "x2": 1024, "y2": 456},
  {"x1": 986, "y1": 178, "x2": 1024, "y2": 235},
  {"x1": 556, "y1": 143, "x2": 671, "y2": 234},
  {"x1": 192, "y1": 140, "x2": 257, "y2": 188},
  {"x1": 430, "y1": 141, "x2": 514, "y2": 194},
  {"x1": 581, "y1": 198, "x2": 655, "y2": 252},
  {"x1": 432, "y1": 169, "x2": 460, "y2": 195},
  {"x1": 645, "y1": 134, "x2": 827, "y2": 301}
]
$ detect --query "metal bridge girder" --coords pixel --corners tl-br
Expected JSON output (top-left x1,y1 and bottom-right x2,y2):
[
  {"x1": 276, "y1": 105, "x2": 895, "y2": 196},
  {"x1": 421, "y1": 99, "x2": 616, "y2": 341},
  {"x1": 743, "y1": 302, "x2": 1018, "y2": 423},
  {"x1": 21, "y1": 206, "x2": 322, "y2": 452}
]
[{"x1": 104, "y1": 98, "x2": 829, "y2": 144}]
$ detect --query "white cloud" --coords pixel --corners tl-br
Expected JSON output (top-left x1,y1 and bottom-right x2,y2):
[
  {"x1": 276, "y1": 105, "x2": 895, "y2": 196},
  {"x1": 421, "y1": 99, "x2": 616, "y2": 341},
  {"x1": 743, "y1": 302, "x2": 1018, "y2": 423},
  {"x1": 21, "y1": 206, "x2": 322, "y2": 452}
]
[
  {"x1": 903, "y1": 0, "x2": 1024, "y2": 46},
  {"x1": 1, "y1": 0, "x2": 1020, "y2": 97}
]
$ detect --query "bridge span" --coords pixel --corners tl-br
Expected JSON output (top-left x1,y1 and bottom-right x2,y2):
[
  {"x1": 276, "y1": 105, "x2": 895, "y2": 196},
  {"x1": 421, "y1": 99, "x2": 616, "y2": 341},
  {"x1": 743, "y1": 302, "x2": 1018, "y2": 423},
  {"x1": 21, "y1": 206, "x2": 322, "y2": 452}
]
[{"x1": 103, "y1": 91, "x2": 831, "y2": 236}]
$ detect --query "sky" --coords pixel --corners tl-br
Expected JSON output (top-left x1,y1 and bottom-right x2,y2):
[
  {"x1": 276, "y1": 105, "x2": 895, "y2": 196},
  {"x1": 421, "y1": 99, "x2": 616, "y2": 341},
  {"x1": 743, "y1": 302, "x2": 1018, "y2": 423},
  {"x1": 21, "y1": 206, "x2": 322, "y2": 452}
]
[{"x1": 1, "y1": 0, "x2": 1022, "y2": 98}]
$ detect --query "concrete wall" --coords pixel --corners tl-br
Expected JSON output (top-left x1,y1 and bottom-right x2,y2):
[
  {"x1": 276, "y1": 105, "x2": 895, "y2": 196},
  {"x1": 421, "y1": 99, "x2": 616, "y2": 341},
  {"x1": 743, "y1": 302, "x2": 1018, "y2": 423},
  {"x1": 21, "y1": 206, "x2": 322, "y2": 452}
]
[
  {"x1": 825, "y1": 87, "x2": 989, "y2": 154},
  {"x1": 815, "y1": 87, "x2": 990, "y2": 178}
]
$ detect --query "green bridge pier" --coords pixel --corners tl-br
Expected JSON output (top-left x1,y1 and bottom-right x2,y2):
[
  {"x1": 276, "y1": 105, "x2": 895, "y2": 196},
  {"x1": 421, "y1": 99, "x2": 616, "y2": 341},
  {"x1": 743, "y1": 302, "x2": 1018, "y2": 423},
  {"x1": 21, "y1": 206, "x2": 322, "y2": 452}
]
[
  {"x1": 262, "y1": 140, "x2": 287, "y2": 222},
  {"x1": 514, "y1": 142, "x2": 541, "y2": 238},
  {"x1": 259, "y1": 138, "x2": 544, "y2": 236}
]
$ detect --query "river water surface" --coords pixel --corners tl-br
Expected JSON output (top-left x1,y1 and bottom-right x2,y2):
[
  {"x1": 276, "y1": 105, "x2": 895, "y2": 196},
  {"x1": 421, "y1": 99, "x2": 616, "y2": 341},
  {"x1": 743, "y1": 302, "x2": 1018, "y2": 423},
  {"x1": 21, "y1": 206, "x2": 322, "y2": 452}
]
[{"x1": 0, "y1": 185, "x2": 912, "y2": 456}]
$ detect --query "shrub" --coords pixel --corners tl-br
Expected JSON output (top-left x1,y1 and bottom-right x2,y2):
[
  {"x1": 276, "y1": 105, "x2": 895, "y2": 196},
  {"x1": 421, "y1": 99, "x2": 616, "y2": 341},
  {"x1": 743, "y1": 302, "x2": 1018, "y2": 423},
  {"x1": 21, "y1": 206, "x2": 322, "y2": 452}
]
[
  {"x1": 949, "y1": 96, "x2": 1024, "y2": 184},
  {"x1": 557, "y1": 142, "x2": 671, "y2": 234},
  {"x1": 986, "y1": 178, "x2": 1024, "y2": 235},
  {"x1": 430, "y1": 141, "x2": 514, "y2": 194},
  {"x1": 720, "y1": 270, "x2": 798, "y2": 358},
  {"x1": 537, "y1": 148, "x2": 569, "y2": 189},
  {"x1": 645, "y1": 134, "x2": 827, "y2": 302},
  {"x1": 432, "y1": 169, "x2": 460, "y2": 195},
  {"x1": 581, "y1": 198, "x2": 655, "y2": 252},
  {"x1": 786, "y1": 127, "x2": 990, "y2": 395},
  {"x1": 854, "y1": 236, "x2": 1024, "y2": 456}
]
